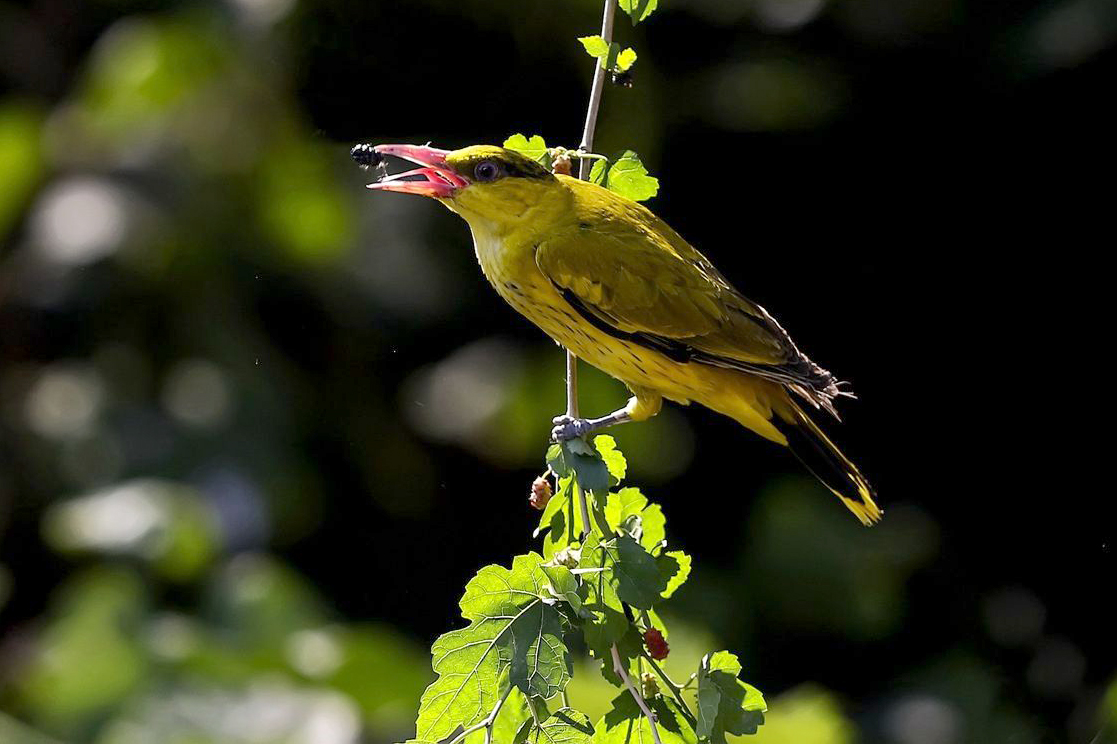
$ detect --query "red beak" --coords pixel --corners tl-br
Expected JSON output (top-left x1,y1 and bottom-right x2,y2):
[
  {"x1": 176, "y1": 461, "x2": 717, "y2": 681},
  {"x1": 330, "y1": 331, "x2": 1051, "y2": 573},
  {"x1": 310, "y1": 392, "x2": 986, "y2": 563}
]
[{"x1": 363, "y1": 144, "x2": 469, "y2": 198}]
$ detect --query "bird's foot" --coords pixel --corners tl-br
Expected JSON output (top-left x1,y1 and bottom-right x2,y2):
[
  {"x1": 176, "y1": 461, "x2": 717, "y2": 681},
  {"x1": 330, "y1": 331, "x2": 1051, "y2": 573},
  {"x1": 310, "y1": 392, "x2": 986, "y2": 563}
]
[{"x1": 551, "y1": 414, "x2": 593, "y2": 442}]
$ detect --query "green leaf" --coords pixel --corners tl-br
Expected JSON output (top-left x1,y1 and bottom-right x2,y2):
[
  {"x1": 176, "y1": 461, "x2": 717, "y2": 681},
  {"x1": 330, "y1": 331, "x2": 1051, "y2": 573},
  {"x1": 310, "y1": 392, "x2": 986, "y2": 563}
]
[
  {"x1": 593, "y1": 435, "x2": 627, "y2": 484},
  {"x1": 415, "y1": 554, "x2": 571, "y2": 741},
  {"x1": 594, "y1": 692, "x2": 696, "y2": 743},
  {"x1": 578, "y1": 35, "x2": 611, "y2": 59},
  {"x1": 537, "y1": 477, "x2": 587, "y2": 560},
  {"x1": 616, "y1": 48, "x2": 638, "y2": 72},
  {"x1": 514, "y1": 718, "x2": 535, "y2": 744},
  {"x1": 528, "y1": 708, "x2": 595, "y2": 744},
  {"x1": 504, "y1": 134, "x2": 552, "y2": 168},
  {"x1": 578, "y1": 37, "x2": 637, "y2": 75},
  {"x1": 605, "y1": 488, "x2": 665, "y2": 552},
  {"x1": 695, "y1": 652, "x2": 766, "y2": 743},
  {"x1": 589, "y1": 151, "x2": 659, "y2": 202},
  {"x1": 619, "y1": 0, "x2": 658, "y2": 23},
  {"x1": 603, "y1": 536, "x2": 669, "y2": 609},
  {"x1": 542, "y1": 563, "x2": 583, "y2": 615},
  {"x1": 550, "y1": 440, "x2": 611, "y2": 493},
  {"x1": 578, "y1": 533, "x2": 628, "y2": 636},
  {"x1": 659, "y1": 551, "x2": 692, "y2": 599}
]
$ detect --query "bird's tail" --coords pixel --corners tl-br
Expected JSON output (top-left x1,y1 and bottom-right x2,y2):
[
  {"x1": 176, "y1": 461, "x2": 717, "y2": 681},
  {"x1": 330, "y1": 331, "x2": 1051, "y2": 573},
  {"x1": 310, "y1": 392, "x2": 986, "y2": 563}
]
[{"x1": 773, "y1": 400, "x2": 882, "y2": 526}]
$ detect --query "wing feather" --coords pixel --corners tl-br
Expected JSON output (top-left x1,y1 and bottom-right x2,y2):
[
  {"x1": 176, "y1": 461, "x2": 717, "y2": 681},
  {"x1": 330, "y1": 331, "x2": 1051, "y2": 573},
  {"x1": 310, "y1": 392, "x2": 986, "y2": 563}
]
[{"x1": 536, "y1": 180, "x2": 845, "y2": 410}]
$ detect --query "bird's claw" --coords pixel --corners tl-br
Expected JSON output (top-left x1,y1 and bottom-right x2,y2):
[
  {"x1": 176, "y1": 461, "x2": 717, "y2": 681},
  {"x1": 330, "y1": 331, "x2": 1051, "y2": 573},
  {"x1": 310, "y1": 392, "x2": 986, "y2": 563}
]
[{"x1": 551, "y1": 415, "x2": 591, "y2": 442}]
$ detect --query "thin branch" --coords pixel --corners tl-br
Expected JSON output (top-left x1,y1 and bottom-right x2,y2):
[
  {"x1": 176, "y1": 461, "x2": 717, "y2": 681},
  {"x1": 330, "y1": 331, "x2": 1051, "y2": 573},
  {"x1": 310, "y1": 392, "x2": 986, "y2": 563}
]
[
  {"x1": 612, "y1": 644, "x2": 663, "y2": 744},
  {"x1": 643, "y1": 652, "x2": 696, "y2": 724},
  {"x1": 566, "y1": 347, "x2": 579, "y2": 419},
  {"x1": 446, "y1": 687, "x2": 512, "y2": 744},
  {"x1": 565, "y1": 0, "x2": 617, "y2": 417},
  {"x1": 579, "y1": 0, "x2": 618, "y2": 179}
]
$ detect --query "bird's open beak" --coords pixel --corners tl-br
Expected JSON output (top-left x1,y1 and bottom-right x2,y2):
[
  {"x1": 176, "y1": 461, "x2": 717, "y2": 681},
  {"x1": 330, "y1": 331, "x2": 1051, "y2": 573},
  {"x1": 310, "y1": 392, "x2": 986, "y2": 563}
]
[{"x1": 363, "y1": 144, "x2": 469, "y2": 198}]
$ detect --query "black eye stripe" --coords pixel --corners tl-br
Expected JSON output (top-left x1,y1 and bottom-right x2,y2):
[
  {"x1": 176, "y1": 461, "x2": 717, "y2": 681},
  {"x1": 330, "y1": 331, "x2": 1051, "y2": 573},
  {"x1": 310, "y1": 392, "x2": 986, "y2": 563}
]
[{"x1": 457, "y1": 153, "x2": 552, "y2": 181}]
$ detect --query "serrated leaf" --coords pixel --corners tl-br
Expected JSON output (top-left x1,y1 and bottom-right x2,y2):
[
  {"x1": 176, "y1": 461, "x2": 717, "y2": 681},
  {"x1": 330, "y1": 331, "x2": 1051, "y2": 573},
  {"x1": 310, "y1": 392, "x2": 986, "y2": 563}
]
[
  {"x1": 603, "y1": 536, "x2": 669, "y2": 609},
  {"x1": 550, "y1": 440, "x2": 611, "y2": 493},
  {"x1": 593, "y1": 435, "x2": 627, "y2": 483},
  {"x1": 504, "y1": 134, "x2": 552, "y2": 168},
  {"x1": 695, "y1": 673, "x2": 720, "y2": 743},
  {"x1": 592, "y1": 151, "x2": 659, "y2": 202},
  {"x1": 605, "y1": 488, "x2": 665, "y2": 552},
  {"x1": 619, "y1": 0, "x2": 658, "y2": 23},
  {"x1": 594, "y1": 693, "x2": 696, "y2": 744},
  {"x1": 616, "y1": 48, "x2": 637, "y2": 72},
  {"x1": 639, "y1": 505, "x2": 665, "y2": 552},
  {"x1": 695, "y1": 652, "x2": 766, "y2": 743},
  {"x1": 659, "y1": 550, "x2": 691, "y2": 599},
  {"x1": 528, "y1": 707, "x2": 595, "y2": 744},
  {"x1": 578, "y1": 35, "x2": 611, "y2": 59},
  {"x1": 606, "y1": 488, "x2": 646, "y2": 531},
  {"x1": 578, "y1": 37, "x2": 636, "y2": 75},
  {"x1": 415, "y1": 554, "x2": 571, "y2": 741},
  {"x1": 578, "y1": 533, "x2": 629, "y2": 641}
]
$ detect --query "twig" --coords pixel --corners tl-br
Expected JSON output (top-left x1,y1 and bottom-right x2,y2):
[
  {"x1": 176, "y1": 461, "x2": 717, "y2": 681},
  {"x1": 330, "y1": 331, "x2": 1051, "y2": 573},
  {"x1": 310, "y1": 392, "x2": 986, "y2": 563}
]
[
  {"x1": 566, "y1": 346, "x2": 579, "y2": 419},
  {"x1": 642, "y1": 652, "x2": 696, "y2": 724},
  {"x1": 446, "y1": 687, "x2": 512, "y2": 744},
  {"x1": 578, "y1": 0, "x2": 618, "y2": 180},
  {"x1": 612, "y1": 644, "x2": 663, "y2": 744},
  {"x1": 565, "y1": 0, "x2": 618, "y2": 417}
]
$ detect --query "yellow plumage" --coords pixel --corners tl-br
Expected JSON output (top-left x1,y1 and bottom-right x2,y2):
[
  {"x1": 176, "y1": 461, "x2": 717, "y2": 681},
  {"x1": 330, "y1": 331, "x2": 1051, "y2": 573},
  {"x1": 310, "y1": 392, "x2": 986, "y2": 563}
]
[{"x1": 367, "y1": 144, "x2": 880, "y2": 525}]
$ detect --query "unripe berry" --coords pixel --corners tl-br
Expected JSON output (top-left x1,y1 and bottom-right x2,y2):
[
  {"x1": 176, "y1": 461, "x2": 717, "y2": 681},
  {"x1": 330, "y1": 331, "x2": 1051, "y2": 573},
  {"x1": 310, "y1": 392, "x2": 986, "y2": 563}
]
[
  {"x1": 643, "y1": 628, "x2": 669, "y2": 660},
  {"x1": 529, "y1": 476, "x2": 552, "y2": 510},
  {"x1": 551, "y1": 156, "x2": 572, "y2": 176},
  {"x1": 640, "y1": 671, "x2": 659, "y2": 699}
]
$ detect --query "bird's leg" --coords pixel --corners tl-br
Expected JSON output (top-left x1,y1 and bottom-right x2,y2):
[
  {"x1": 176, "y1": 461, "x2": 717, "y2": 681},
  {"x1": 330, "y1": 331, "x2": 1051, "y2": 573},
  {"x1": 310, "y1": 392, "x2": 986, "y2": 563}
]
[
  {"x1": 552, "y1": 409, "x2": 632, "y2": 441},
  {"x1": 551, "y1": 390, "x2": 662, "y2": 442}
]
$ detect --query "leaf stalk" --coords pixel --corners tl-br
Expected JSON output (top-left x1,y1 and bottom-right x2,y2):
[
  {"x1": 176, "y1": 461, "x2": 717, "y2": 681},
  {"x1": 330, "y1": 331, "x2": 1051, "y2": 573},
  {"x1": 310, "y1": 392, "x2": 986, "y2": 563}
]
[
  {"x1": 612, "y1": 644, "x2": 664, "y2": 744},
  {"x1": 643, "y1": 651, "x2": 697, "y2": 724}
]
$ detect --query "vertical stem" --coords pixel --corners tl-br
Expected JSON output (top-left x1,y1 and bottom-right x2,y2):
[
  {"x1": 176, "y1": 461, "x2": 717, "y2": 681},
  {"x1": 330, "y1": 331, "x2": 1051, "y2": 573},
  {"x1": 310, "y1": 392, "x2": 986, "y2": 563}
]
[
  {"x1": 566, "y1": 0, "x2": 617, "y2": 417},
  {"x1": 570, "y1": 7, "x2": 657, "y2": 740},
  {"x1": 579, "y1": 0, "x2": 618, "y2": 179},
  {"x1": 566, "y1": 350, "x2": 579, "y2": 419},
  {"x1": 612, "y1": 645, "x2": 664, "y2": 744}
]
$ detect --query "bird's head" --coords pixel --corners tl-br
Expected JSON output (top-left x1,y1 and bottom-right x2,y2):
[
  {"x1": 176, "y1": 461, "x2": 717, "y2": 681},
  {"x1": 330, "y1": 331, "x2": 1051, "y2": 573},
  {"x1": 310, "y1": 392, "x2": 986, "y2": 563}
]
[{"x1": 354, "y1": 143, "x2": 563, "y2": 229}]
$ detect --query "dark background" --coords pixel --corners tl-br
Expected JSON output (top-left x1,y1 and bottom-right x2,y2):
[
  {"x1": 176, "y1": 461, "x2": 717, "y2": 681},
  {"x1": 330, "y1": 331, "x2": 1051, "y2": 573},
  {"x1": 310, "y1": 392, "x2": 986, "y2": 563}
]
[{"x1": 1, "y1": 0, "x2": 1113, "y2": 742}]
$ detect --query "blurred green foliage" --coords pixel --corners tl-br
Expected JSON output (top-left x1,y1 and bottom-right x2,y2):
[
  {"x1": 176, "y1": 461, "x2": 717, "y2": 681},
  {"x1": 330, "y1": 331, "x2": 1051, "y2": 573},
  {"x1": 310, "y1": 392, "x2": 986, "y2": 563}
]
[{"x1": 0, "y1": 102, "x2": 44, "y2": 236}]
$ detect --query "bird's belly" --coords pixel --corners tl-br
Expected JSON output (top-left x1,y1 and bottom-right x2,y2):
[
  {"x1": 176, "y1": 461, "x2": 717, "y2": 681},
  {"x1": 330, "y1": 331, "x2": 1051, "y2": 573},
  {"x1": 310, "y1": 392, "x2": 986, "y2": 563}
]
[{"x1": 493, "y1": 278, "x2": 713, "y2": 404}]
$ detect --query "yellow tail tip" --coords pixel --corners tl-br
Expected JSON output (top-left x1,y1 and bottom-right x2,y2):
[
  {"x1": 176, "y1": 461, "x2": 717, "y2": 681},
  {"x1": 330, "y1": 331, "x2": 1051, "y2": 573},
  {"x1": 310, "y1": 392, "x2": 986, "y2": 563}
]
[{"x1": 839, "y1": 489, "x2": 883, "y2": 526}]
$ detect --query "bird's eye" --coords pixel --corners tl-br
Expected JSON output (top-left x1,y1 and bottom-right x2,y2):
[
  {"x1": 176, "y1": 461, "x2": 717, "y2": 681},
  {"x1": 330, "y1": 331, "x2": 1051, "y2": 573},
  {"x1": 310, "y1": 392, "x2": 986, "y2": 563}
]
[{"x1": 474, "y1": 160, "x2": 502, "y2": 182}]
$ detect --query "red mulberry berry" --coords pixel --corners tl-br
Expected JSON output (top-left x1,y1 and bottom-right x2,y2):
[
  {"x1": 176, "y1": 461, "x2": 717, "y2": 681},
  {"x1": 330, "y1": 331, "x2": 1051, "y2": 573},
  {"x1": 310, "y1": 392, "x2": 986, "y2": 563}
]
[
  {"x1": 644, "y1": 628, "x2": 669, "y2": 660},
  {"x1": 529, "y1": 476, "x2": 552, "y2": 510}
]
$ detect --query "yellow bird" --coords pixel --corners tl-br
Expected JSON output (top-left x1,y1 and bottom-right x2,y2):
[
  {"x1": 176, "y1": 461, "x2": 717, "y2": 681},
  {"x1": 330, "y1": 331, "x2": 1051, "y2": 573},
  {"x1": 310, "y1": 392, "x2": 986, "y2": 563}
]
[{"x1": 356, "y1": 143, "x2": 881, "y2": 525}]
